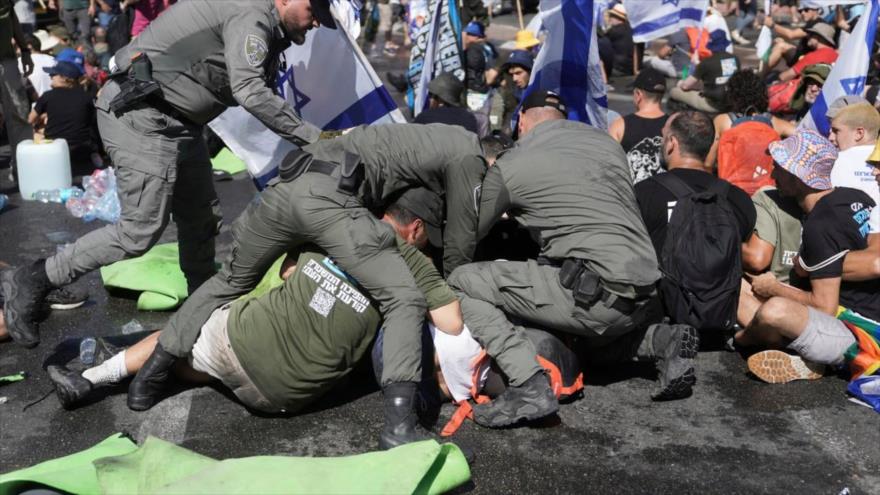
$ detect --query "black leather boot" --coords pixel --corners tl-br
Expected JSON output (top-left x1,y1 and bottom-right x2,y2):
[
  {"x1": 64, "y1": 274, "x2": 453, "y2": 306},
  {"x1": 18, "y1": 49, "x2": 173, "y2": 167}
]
[
  {"x1": 378, "y1": 382, "x2": 434, "y2": 450},
  {"x1": 1, "y1": 259, "x2": 52, "y2": 348},
  {"x1": 127, "y1": 342, "x2": 176, "y2": 411},
  {"x1": 47, "y1": 365, "x2": 93, "y2": 409}
]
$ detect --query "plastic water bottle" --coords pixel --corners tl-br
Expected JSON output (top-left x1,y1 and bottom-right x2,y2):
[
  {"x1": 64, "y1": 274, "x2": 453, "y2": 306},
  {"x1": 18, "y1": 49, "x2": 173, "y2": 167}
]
[
  {"x1": 121, "y1": 319, "x2": 145, "y2": 335},
  {"x1": 79, "y1": 337, "x2": 97, "y2": 366},
  {"x1": 0, "y1": 194, "x2": 7, "y2": 211},
  {"x1": 33, "y1": 188, "x2": 83, "y2": 204}
]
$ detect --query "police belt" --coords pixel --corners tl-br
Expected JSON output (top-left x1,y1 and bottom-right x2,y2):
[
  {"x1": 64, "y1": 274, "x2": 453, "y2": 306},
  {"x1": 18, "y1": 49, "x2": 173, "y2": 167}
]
[{"x1": 537, "y1": 256, "x2": 655, "y2": 315}]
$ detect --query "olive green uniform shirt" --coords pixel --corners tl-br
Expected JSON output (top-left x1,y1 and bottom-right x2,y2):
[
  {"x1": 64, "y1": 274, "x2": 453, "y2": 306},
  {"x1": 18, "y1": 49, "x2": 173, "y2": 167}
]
[{"x1": 227, "y1": 239, "x2": 455, "y2": 411}]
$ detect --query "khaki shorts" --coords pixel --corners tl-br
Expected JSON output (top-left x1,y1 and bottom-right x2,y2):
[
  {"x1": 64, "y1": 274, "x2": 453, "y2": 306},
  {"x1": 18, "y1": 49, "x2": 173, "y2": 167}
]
[
  {"x1": 787, "y1": 307, "x2": 856, "y2": 366},
  {"x1": 189, "y1": 306, "x2": 282, "y2": 413}
]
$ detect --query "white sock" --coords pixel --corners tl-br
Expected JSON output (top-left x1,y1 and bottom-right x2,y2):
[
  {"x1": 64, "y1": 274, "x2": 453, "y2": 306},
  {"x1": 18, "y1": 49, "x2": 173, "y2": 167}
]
[{"x1": 82, "y1": 350, "x2": 129, "y2": 386}]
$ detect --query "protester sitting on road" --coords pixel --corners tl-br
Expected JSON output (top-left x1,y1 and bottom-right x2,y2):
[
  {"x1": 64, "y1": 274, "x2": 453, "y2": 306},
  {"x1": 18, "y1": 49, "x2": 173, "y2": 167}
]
[
  {"x1": 46, "y1": 189, "x2": 466, "y2": 413},
  {"x1": 828, "y1": 99, "x2": 880, "y2": 239},
  {"x1": 635, "y1": 110, "x2": 756, "y2": 261},
  {"x1": 28, "y1": 59, "x2": 99, "y2": 170},
  {"x1": 21, "y1": 34, "x2": 55, "y2": 97},
  {"x1": 641, "y1": 38, "x2": 679, "y2": 79},
  {"x1": 789, "y1": 63, "x2": 831, "y2": 120},
  {"x1": 598, "y1": 3, "x2": 634, "y2": 77},
  {"x1": 706, "y1": 69, "x2": 795, "y2": 173},
  {"x1": 771, "y1": 22, "x2": 838, "y2": 83},
  {"x1": 735, "y1": 130, "x2": 880, "y2": 384},
  {"x1": 608, "y1": 67, "x2": 669, "y2": 183},
  {"x1": 413, "y1": 72, "x2": 481, "y2": 136},
  {"x1": 670, "y1": 30, "x2": 740, "y2": 114},
  {"x1": 742, "y1": 186, "x2": 803, "y2": 284},
  {"x1": 763, "y1": 2, "x2": 824, "y2": 70},
  {"x1": 490, "y1": 49, "x2": 533, "y2": 135}
]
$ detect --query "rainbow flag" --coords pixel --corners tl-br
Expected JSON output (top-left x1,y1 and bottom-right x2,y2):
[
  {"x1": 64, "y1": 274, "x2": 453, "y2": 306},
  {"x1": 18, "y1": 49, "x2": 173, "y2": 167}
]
[{"x1": 837, "y1": 307, "x2": 880, "y2": 379}]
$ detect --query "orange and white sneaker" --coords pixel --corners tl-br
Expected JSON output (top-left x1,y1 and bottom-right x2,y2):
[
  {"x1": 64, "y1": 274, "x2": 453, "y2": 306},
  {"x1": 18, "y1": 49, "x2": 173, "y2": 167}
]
[{"x1": 747, "y1": 350, "x2": 826, "y2": 384}]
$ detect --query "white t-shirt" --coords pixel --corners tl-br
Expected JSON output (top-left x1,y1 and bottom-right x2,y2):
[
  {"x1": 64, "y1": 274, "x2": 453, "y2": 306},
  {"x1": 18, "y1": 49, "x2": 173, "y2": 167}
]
[
  {"x1": 430, "y1": 324, "x2": 489, "y2": 403},
  {"x1": 14, "y1": 0, "x2": 35, "y2": 25},
  {"x1": 21, "y1": 53, "x2": 54, "y2": 97},
  {"x1": 831, "y1": 144, "x2": 880, "y2": 234}
]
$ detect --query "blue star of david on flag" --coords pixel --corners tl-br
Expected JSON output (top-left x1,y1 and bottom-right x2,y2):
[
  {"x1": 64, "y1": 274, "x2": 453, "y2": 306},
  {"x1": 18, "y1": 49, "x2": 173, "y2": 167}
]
[
  {"x1": 276, "y1": 67, "x2": 311, "y2": 113},
  {"x1": 840, "y1": 76, "x2": 867, "y2": 96},
  {"x1": 662, "y1": 0, "x2": 680, "y2": 6}
]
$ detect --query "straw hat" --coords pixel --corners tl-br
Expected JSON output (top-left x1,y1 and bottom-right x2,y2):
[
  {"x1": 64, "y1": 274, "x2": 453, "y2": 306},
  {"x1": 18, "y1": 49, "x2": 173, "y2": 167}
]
[
  {"x1": 515, "y1": 30, "x2": 540, "y2": 50},
  {"x1": 608, "y1": 4, "x2": 627, "y2": 22},
  {"x1": 34, "y1": 30, "x2": 60, "y2": 52}
]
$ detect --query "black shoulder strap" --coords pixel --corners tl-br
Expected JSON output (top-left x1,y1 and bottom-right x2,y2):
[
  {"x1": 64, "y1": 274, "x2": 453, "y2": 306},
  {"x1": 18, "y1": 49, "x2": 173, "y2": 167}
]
[
  {"x1": 652, "y1": 172, "x2": 695, "y2": 200},
  {"x1": 706, "y1": 179, "x2": 731, "y2": 199}
]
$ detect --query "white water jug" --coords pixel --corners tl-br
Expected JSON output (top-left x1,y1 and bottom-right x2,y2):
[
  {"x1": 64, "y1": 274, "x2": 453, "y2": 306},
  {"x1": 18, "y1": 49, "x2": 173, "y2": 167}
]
[{"x1": 16, "y1": 139, "x2": 72, "y2": 201}]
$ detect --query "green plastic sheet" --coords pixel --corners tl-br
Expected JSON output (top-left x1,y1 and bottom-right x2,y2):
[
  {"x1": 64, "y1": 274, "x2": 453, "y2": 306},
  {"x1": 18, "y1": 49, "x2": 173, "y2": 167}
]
[
  {"x1": 100, "y1": 243, "x2": 286, "y2": 311},
  {"x1": 211, "y1": 147, "x2": 248, "y2": 175},
  {"x1": 100, "y1": 243, "x2": 190, "y2": 311},
  {"x1": 0, "y1": 435, "x2": 471, "y2": 495}
]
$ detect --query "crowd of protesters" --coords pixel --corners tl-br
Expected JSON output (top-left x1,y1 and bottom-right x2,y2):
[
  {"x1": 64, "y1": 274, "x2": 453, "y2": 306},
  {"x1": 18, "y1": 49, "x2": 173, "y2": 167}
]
[{"x1": 0, "y1": 0, "x2": 878, "y2": 459}]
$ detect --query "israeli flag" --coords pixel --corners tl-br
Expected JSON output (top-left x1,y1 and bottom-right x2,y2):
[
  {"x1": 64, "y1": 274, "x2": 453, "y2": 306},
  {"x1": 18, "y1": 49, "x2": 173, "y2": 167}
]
[
  {"x1": 525, "y1": 0, "x2": 607, "y2": 129},
  {"x1": 209, "y1": 0, "x2": 405, "y2": 188},
  {"x1": 624, "y1": 0, "x2": 710, "y2": 43},
  {"x1": 800, "y1": 0, "x2": 878, "y2": 135}
]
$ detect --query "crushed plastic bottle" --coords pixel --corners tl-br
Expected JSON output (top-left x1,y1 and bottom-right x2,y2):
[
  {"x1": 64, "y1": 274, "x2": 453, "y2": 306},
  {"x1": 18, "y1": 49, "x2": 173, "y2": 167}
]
[
  {"x1": 65, "y1": 168, "x2": 120, "y2": 223},
  {"x1": 79, "y1": 337, "x2": 97, "y2": 366},
  {"x1": 33, "y1": 187, "x2": 83, "y2": 204},
  {"x1": 121, "y1": 319, "x2": 145, "y2": 335},
  {"x1": 0, "y1": 193, "x2": 7, "y2": 211}
]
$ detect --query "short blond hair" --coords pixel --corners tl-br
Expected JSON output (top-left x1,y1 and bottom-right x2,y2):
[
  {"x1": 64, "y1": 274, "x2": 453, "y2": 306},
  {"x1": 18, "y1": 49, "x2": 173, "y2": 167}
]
[{"x1": 832, "y1": 102, "x2": 880, "y2": 138}]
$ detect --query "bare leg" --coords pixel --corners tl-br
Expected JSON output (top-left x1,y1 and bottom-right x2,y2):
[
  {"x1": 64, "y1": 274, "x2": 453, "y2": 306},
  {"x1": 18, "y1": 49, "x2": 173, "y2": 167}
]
[
  {"x1": 117, "y1": 329, "x2": 213, "y2": 383},
  {"x1": 735, "y1": 297, "x2": 810, "y2": 348},
  {"x1": 737, "y1": 279, "x2": 763, "y2": 328}
]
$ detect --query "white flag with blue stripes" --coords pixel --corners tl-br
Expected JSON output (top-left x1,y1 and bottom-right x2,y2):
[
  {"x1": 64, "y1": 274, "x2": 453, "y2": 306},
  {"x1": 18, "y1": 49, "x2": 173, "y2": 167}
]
[
  {"x1": 209, "y1": 0, "x2": 405, "y2": 188},
  {"x1": 526, "y1": 0, "x2": 607, "y2": 129},
  {"x1": 800, "y1": 0, "x2": 878, "y2": 135},
  {"x1": 624, "y1": 0, "x2": 710, "y2": 43}
]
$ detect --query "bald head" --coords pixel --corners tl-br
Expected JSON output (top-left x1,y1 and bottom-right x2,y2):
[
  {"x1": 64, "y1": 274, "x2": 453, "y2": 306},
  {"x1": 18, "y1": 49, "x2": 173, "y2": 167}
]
[{"x1": 517, "y1": 106, "x2": 565, "y2": 137}]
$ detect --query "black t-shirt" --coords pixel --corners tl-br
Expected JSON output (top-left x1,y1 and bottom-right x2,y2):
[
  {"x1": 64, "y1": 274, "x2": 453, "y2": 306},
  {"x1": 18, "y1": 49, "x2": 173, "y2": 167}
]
[
  {"x1": 621, "y1": 113, "x2": 669, "y2": 183},
  {"x1": 693, "y1": 52, "x2": 740, "y2": 108},
  {"x1": 34, "y1": 86, "x2": 95, "y2": 145},
  {"x1": 797, "y1": 187, "x2": 879, "y2": 319},
  {"x1": 634, "y1": 168, "x2": 757, "y2": 255}
]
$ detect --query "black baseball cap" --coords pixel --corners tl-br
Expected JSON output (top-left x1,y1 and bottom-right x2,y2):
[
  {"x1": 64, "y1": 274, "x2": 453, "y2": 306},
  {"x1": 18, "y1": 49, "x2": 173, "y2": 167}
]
[
  {"x1": 520, "y1": 89, "x2": 568, "y2": 115},
  {"x1": 394, "y1": 187, "x2": 444, "y2": 247},
  {"x1": 311, "y1": 0, "x2": 337, "y2": 29},
  {"x1": 631, "y1": 67, "x2": 666, "y2": 93}
]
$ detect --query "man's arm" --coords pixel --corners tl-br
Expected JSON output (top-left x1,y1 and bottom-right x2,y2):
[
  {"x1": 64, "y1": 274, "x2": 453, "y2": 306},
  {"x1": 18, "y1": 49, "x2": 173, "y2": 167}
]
[
  {"x1": 765, "y1": 17, "x2": 807, "y2": 41},
  {"x1": 222, "y1": 14, "x2": 321, "y2": 146},
  {"x1": 778, "y1": 67, "x2": 797, "y2": 82},
  {"x1": 476, "y1": 163, "x2": 513, "y2": 241},
  {"x1": 842, "y1": 233, "x2": 880, "y2": 281},
  {"x1": 749, "y1": 272, "x2": 841, "y2": 315},
  {"x1": 11, "y1": 7, "x2": 32, "y2": 76},
  {"x1": 742, "y1": 232, "x2": 775, "y2": 274},
  {"x1": 677, "y1": 75, "x2": 700, "y2": 92},
  {"x1": 608, "y1": 115, "x2": 625, "y2": 143},
  {"x1": 442, "y1": 153, "x2": 487, "y2": 275}
]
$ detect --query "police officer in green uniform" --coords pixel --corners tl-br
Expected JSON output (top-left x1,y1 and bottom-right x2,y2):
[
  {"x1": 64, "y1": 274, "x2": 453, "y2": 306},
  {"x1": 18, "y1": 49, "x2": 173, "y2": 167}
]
[
  {"x1": 1, "y1": 0, "x2": 334, "y2": 348},
  {"x1": 448, "y1": 91, "x2": 700, "y2": 428},
  {"x1": 128, "y1": 123, "x2": 486, "y2": 450}
]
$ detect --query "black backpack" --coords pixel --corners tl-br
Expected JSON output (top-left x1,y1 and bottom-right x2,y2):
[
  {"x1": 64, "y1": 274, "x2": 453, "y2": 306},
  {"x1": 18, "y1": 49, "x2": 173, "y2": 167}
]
[{"x1": 652, "y1": 173, "x2": 741, "y2": 331}]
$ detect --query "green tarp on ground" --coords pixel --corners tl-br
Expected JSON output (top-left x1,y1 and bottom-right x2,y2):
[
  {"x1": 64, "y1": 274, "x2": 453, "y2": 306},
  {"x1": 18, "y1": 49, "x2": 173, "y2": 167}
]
[
  {"x1": 100, "y1": 243, "x2": 191, "y2": 311},
  {"x1": 211, "y1": 147, "x2": 248, "y2": 175},
  {"x1": 0, "y1": 434, "x2": 471, "y2": 495},
  {"x1": 100, "y1": 243, "x2": 285, "y2": 311}
]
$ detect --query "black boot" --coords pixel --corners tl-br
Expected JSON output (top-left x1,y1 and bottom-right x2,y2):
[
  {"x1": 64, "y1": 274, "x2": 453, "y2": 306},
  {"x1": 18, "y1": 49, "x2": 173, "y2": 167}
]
[
  {"x1": 47, "y1": 365, "x2": 93, "y2": 409},
  {"x1": 638, "y1": 323, "x2": 699, "y2": 401},
  {"x1": 127, "y1": 342, "x2": 176, "y2": 411},
  {"x1": 471, "y1": 371, "x2": 559, "y2": 428},
  {"x1": 378, "y1": 382, "x2": 435, "y2": 450},
  {"x1": 1, "y1": 260, "x2": 52, "y2": 348}
]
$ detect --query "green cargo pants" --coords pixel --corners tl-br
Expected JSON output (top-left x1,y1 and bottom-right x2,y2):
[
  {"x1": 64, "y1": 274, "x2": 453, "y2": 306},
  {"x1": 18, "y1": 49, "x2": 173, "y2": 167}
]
[
  {"x1": 44, "y1": 80, "x2": 221, "y2": 293},
  {"x1": 448, "y1": 259, "x2": 663, "y2": 385},
  {"x1": 158, "y1": 171, "x2": 427, "y2": 385}
]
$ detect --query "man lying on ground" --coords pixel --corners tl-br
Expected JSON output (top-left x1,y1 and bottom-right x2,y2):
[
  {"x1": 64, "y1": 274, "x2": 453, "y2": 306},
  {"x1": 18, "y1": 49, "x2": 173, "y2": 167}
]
[
  {"x1": 47, "y1": 188, "x2": 466, "y2": 417},
  {"x1": 735, "y1": 131, "x2": 879, "y2": 383}
]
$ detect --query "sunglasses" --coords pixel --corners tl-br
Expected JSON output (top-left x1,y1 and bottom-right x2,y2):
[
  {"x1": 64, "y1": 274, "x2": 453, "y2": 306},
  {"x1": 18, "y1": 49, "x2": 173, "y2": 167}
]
[{"x1": 798, "y1": 8, "x2": 817, "y2": 13}]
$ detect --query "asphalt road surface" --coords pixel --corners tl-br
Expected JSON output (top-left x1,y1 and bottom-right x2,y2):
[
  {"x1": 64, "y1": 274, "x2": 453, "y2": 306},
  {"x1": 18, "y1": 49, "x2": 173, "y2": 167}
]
[{"x1": 1, "y1": 17, "x2": 879, "y2": 493}]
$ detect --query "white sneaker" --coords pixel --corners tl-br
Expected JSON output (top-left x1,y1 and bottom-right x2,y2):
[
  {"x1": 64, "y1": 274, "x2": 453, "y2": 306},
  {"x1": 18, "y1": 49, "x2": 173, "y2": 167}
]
[
  {"x1": 747, "y1": 350, "x2": 825, "y2": 384},
  {"x1": 731, "y1": 30, "x2": 751, "y2": 46}
]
